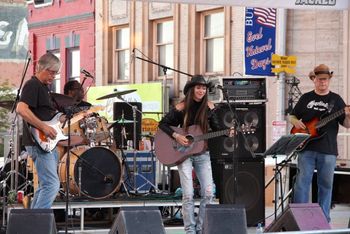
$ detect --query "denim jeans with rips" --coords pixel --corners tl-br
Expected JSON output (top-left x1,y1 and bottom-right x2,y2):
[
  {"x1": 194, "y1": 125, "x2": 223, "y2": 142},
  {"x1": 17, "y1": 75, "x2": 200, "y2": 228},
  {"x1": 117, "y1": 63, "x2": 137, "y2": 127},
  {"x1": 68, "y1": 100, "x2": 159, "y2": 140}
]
[
  {"x1": 177, "y1": 151, "x2": 214, "y2": 234},
  {"x1": 293, "y1": 150, "x2": 336, "y2": 222}
]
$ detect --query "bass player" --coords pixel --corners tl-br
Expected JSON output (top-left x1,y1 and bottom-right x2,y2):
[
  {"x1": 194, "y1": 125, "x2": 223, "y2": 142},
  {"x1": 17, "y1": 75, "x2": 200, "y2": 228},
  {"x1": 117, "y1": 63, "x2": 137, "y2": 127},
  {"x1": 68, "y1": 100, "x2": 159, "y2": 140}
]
[{"x1": 289, "y1": 64, "x2": 350, "y2": 222}]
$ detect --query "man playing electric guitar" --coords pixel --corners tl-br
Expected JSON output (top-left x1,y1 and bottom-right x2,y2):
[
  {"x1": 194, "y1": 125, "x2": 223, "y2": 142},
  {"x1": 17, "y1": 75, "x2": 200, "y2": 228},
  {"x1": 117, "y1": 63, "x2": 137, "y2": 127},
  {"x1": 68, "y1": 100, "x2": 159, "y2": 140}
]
[
  {"x1": 289, "y1": 64, "x2": 350, "y2": 222},
  {"x1": 16, "y1": 52, "x2": 62, "y2": 209}
]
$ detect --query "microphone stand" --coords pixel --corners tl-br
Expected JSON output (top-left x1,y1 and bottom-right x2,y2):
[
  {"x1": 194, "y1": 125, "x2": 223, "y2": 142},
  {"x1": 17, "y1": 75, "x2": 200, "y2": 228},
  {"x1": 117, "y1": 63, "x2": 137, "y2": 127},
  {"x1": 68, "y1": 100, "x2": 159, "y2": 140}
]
[
  {"x1": 221, "y1": 87, "x2": 255, "y2": 204},
  {"x1": 1, "y1": 51, "x2": 31, "y2": 231},
  {"x1": 10, "y1": 51, "x2": 31, "y2": 193},
  {"x1": 134, "y1": 54, "x2": 193, "y2": 193}
]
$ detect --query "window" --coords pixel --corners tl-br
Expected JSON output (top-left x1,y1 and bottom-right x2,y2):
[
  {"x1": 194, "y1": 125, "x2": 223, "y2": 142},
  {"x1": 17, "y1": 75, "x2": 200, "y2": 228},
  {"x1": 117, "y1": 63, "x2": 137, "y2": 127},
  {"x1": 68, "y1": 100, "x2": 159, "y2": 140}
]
[
  {"x1": 112, "y1": 27, "x2": 130, "y2": 83},
  {"x1": 203, "y1": 11, "x2": 224, "y2": 73},
  {"x1": 50, "y1": 51, "x2": 61, "y2": 93},
  {"x1": 155, "y1": 20, "x2": 173, "y2": 77},
  {"x1": 33, "y1": 0, "x2": 53, "y2": 7},
  {"x1": 67, "y1": 48, "x2": 80, "y2": 81}
]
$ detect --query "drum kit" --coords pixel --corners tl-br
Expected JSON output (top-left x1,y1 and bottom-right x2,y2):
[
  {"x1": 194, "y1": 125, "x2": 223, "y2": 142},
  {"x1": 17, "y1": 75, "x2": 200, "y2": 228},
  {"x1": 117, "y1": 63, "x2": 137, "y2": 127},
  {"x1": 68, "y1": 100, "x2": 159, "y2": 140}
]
[{"x1": 0, "y1": 88, "x2": 157, "y2": 203}]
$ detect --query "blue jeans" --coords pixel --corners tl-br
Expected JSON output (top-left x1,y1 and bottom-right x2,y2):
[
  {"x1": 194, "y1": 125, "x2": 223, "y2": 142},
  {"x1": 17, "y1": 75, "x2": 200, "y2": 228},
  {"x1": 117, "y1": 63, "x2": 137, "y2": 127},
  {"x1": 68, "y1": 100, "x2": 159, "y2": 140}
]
[
  {"x1": 177, "y1": 152, "x2": 214, "y2": 234},
  {"x1": 293, "y1": 150, "x2": 336, "y2": 222},
  {"x1": 26, "y1": 146, "x2": 60, "y2": 209}
]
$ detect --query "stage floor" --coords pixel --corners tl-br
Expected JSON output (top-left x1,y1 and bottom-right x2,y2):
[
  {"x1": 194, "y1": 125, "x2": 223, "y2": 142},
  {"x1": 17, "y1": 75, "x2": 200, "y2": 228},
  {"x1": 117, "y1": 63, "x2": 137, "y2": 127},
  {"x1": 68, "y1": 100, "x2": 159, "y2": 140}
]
[
  {"x1": 7, "y1": 192, "x2": 350, "y2": 234},
  {"x1": 51, "y1": 204, "x2": 350, "y2": 234}
]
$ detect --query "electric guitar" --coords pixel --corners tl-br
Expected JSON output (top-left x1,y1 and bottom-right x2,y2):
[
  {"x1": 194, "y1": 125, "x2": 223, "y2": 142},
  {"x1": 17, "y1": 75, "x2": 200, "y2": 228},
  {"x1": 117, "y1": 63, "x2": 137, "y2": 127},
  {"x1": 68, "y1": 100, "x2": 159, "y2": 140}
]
[
  {"x1": 154, "y1": 125, "x2": 254, "y2": 166},
  {"x1": 30, "y1": 112, "x2": 68, "y2": 152},
  {"x1": 290, "y1": 108, "x2": 345, "y2": 151},
  {"x1": 30, "y1": 106, "x2": 104, "y2": 152}
]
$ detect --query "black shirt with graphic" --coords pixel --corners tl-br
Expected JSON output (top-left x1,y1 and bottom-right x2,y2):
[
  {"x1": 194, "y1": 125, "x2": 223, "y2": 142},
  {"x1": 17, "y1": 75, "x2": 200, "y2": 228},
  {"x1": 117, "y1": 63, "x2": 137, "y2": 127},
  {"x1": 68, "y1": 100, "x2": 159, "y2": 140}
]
[{"x1": 291, "y1": 90, "x2": 346, "y2": 155}]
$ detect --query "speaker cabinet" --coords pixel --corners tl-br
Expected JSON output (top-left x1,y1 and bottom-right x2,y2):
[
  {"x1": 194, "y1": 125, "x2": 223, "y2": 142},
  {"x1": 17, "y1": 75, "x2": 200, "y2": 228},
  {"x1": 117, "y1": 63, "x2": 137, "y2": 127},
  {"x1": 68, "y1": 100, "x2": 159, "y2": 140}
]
[
  {"x1": 265, "y1": 203, "x2": 331, "y2": 232},
  {"x1": 109, "y1": 206, "x2": 165, "y2": 234},
  {"x1": 209, "y1": 103, "x2": 265, "y2": 160},
  {"x1": 7, "y1": 209, "x2": 57, "y2": 234},
  {"x1": 203, "y1": 204, "x2": 247, "y2": 234},
  {"x1": 113, "y1": 102, "x2": 142, "y2": 149},
  {"x1": 212, "y1": 157, "x2": 265, "y2": 227}
]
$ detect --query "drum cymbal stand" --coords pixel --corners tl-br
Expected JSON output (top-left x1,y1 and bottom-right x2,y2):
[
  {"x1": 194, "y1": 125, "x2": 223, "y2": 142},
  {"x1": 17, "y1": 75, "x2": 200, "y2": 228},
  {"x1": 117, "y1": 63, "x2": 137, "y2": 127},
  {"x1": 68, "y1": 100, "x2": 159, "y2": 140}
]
[{"x1": 130, "y1": 105, "x2": 158, "y2": 193}]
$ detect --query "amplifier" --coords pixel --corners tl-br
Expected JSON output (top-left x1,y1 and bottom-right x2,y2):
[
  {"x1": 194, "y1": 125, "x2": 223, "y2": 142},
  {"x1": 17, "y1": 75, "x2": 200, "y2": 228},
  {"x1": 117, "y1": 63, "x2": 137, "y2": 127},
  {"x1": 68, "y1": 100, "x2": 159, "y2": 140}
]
[
  {"x1": 125, "y1": 151, "x2": 156, "y2": 192},
  {"x1": 223, "y1": 78, "x2": 266, "y2": 100}
]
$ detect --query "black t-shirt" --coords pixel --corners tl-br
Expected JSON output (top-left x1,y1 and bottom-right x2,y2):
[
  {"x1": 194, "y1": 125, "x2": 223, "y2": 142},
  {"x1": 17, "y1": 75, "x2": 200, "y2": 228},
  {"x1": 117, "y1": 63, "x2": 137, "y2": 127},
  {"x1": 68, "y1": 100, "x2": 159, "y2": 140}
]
[
  {"x1": 20, "y1": 76, "x2": 57, "y2": 146},
  {"x1": 291, "y1": 90, "x2": 346, "y2": 155}
]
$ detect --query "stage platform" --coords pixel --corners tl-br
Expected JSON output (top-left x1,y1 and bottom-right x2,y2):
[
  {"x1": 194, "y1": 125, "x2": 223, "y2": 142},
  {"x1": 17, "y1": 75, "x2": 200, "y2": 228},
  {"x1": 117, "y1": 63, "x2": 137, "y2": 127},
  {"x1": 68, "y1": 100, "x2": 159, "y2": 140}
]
[
  {"x1": 8, "y1": 193, "x2": 205, "y2": 232},
  {"x1": 6, "y1": 194, "x2": 350, "y2": 233}
]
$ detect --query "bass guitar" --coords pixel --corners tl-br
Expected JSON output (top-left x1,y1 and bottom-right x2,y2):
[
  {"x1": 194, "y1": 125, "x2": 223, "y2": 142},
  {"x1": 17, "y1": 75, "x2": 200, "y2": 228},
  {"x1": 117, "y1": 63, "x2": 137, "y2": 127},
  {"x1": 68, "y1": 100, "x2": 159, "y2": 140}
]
[
  {"x1": 290, "y1": 108, "x2": 345, "y2": 151},
  {"x1": 154, "y1": 125, "x2": 253, "y2": 166}
]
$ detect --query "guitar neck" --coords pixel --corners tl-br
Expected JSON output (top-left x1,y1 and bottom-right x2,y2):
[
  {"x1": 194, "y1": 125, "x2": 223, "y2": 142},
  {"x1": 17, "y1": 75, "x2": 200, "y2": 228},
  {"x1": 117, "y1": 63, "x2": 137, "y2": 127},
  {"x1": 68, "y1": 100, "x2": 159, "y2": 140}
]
[
  {"x1": 194, "y1": 129, "x2": 228, "y2": 142},
  {"x1": 316, "y1": 108, "x2": 345, "y2": 128}
]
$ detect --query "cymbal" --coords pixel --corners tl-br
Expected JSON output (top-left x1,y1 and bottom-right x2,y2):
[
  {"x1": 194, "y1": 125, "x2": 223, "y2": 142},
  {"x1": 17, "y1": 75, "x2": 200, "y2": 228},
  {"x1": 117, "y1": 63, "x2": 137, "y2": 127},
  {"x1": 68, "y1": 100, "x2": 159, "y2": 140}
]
[
  {"x1": 51, "y1": 93, "x2": 79, "y2": 107},
  {"x1": 96, "y1": 89, "x2": 137, "y2": 100},
  {"x1": 0, "y1": 100, "x2": 15, "y2": 110}
]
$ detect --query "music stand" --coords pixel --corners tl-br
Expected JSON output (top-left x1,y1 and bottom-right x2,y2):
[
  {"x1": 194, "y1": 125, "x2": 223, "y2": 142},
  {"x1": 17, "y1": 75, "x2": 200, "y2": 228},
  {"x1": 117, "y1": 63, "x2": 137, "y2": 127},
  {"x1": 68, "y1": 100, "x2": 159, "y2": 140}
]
[{"x1": 264, "y1": 133, "x2": 310, "y2": 220}]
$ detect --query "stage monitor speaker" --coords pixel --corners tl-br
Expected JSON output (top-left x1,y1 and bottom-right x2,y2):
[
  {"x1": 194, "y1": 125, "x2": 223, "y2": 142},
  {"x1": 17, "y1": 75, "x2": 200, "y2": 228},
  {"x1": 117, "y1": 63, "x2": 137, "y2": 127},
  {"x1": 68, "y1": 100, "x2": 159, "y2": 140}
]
[
  {"x1": 109, "y1": 206, "x2": 166, "y2": 234},
  {"x1": 7, "y1": 209, "x2": 57, "y2": 234},
  {"x1": 203, "y1": 204, "x2": 247, "y2": 234},
  {"x1": 265, "y1": 203, "x2": 331, "y2": 232},
  {"x1": 212, "y1": 157, "x2": 265, "y2": 227},
  {"x1": 113, "y1": 102, "x2": 142, "y2": 150},
  {"x1": 209, "y1": 103, "x2": 265, "y2": 160}
]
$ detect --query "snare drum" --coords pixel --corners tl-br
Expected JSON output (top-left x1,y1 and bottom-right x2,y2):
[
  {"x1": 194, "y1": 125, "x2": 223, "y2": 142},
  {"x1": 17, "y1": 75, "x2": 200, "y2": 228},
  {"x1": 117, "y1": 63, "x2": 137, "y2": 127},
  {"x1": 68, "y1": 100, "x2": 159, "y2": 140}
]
[{"x1": 59, "y1": 146, "x2": 122, "y2": 199}]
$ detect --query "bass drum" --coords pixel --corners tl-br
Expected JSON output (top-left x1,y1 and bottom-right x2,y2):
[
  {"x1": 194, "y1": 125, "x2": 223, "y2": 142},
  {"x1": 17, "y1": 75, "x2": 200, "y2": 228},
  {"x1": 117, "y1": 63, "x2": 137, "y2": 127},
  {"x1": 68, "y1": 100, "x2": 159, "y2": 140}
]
[{"x1": 59, "y1": 146, "x2": 122, "y2": 199}]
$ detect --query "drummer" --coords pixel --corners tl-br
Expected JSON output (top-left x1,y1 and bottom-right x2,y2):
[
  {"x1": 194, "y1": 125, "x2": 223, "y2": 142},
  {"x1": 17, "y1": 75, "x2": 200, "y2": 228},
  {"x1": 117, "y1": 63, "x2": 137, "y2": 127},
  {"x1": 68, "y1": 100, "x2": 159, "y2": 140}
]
[{"x1": 63, "y1": 80, "x2": 91, "y2": 108}]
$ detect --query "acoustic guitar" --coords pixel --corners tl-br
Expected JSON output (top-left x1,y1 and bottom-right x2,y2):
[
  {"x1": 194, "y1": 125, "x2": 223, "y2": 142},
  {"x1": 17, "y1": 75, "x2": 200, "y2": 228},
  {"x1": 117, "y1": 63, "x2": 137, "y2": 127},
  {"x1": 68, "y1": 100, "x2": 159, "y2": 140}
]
[{"x1": 154, "y1": 125, "x2": 253, "y2": 166}]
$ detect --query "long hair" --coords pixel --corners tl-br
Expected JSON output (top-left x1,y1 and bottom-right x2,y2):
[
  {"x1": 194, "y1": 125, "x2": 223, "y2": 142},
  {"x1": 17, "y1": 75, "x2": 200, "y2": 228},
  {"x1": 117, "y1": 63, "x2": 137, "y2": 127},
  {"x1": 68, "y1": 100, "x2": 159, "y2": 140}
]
[{"x1": 183, "y1": 85, "x2": 209, "y2": 133}]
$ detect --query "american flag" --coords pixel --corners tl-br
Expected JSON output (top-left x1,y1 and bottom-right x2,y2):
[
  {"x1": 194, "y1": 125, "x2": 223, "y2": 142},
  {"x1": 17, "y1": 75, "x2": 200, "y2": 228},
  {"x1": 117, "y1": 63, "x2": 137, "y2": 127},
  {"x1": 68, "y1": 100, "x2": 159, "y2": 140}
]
[{"x1": 254, "y1": 8, "x2": 276, "y2": 28}]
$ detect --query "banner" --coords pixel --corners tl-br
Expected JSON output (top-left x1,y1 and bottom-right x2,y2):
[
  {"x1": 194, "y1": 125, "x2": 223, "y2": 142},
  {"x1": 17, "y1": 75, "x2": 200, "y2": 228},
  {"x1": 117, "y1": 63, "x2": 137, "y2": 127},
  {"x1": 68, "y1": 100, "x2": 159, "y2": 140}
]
[
  {"x1": 244, "y1": 7, "x2": 276, "y2": 76},
  {"x1": 87, "y1": 82, "x2": 163, "y2": 122},
  {"x1": 125, "y1": 0, "x2": 348, "y2": 10}
]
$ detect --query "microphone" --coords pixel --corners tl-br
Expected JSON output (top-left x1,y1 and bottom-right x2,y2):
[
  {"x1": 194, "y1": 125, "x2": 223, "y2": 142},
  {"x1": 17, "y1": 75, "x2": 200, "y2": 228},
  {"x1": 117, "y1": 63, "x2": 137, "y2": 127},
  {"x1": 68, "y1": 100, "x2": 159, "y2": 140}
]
[
  {"x1": 80, "y1": 68, "x2": 94, "y2": 79},
  {"x1": 208, "y1": 82, "x2": 225, "y2": 92}
]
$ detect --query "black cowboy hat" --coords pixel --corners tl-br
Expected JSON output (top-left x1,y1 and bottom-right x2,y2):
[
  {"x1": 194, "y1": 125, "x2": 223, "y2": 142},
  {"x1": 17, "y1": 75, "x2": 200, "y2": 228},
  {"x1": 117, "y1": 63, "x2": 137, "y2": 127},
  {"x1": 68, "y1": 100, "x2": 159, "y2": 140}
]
[{"x1": 183, "y1": 75, "x2": 210, "y2": 95}]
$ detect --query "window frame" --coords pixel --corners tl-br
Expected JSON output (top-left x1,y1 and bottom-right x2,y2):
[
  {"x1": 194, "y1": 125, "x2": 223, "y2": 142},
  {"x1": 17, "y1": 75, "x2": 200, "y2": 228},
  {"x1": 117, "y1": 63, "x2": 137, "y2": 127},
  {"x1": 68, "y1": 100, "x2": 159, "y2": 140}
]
[
  {"x1": 153, "y1": 18, "x2": 174, "y2": 80},
  {"x1": 200, "y1": 9, "x2": 225, "y2": 75},
  {"x1": 111, "y1": 25, "x2": 130, "y2": 84}
]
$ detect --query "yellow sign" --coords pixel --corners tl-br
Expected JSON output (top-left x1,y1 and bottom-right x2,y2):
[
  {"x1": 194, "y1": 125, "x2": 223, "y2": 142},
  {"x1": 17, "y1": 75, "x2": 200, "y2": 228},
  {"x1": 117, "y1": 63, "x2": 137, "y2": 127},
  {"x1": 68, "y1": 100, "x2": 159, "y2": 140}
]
[
  {"x1": 271, "y1": 54, "x2": 297, "y2": 74},
  {"x1": 141, "y1": 118, "x2": 159, "y2": 134}
]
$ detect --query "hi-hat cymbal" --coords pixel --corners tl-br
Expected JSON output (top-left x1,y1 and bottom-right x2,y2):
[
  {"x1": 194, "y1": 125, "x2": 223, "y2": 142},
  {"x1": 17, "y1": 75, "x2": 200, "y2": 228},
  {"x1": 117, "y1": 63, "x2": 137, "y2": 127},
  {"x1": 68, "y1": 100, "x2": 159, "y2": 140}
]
[
  {"x1": 0, "y1": 100, "x2": 15, "y2": 111},
  {"x1": 96, "y1": 89, "x2": 137, "y2": 100},
  {"x1": 50, "y1": 93, "x2": 79, "y2": 107}
]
